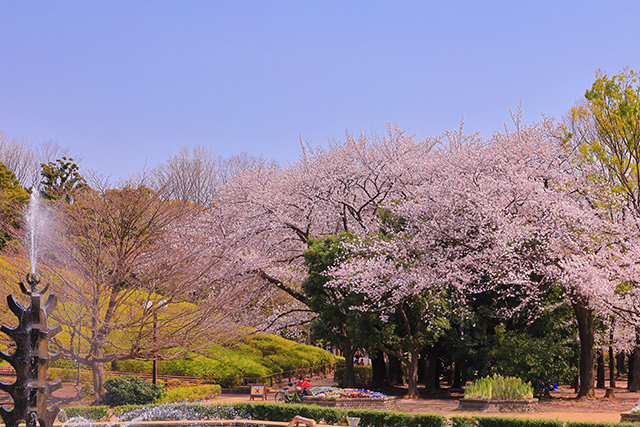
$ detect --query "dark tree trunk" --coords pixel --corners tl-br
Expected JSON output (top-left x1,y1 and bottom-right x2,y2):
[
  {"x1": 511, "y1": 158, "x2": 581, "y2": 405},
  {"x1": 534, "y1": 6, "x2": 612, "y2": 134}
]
[
  {"x1": 424, "y1": 348, "x2": 440, "y2": 393},
  {"x1": 572, "y1": 374, "x2": 579, "y2": 393},
  {"x1": 342, "y1": 339, "x2": 356, "y2": 388},
  {"x1": 609, "y1": 346, "x2": 616, "y2": 388},
  {"x1": 388, "y1": 355, "x2": 403, "y2": 385},
  {"x1": 629, "y1": 352, "x2": 634, "y2": 389},
  {"x1": 452, "y1": 362, "x2": 462, "y2": 389},
  {"x1": 371, "y1": 349, "x2": 387, "y2": 387},
  {"x1": 630, "y1": 346, "x2": 640, "y2": 391},
  {"x1": 618, "y1": 352, "x2": 627, "y2": 377},
  {"x1": 597, "y1": 350, "x2": 605, "y2": 389},
  {"x1": 573, "y1": 302, "x2": 595, "y2": 398},
  {"x1": 417, "y1": 354, "x2": 427, "y2": 384}
]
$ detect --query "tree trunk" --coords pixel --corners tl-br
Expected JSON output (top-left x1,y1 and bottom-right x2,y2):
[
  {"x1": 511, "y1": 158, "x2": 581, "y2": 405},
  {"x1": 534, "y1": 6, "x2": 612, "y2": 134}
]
[
  {"x1": 618, "y1": 352, "x2": 627, "y2": 376},
  {"x1": 90, "y1": 360, "x2": 106, "y2": 402},
  {"x1": 597, "y1": 350, "x2": 605, "y2": 389},
  {"x1": 609, "y1": 345, "x2": 616, "y2": 388},
  {"x1": 573, "y1": 302, "x2": 595, "y2": 398},
  {"x1": 452, "y1": 362, "x2": 462, "y2": 389},
  {"x1": 342, "y1": 340, "x2": 356, "y2": 388},
  {"x1": 405, "y1": 349, "x2": 420, "y2": 399},
  {"x1": 388, "y1": 355, "x2": 403, "y2": 385},
  {"x1": 417, "y1": 354, "x2": 427, "y2": 384},
  {"x1": 630, "y1": 346, "x2": 640, "y2": 391},
  {"x1": 424, "y1": 348, "x2": 440, "y2": 393},
  {"x1": 371, "y1": 349, "x2": 387, "y2": 387},
  {"x1": 629, "y1": 352, "x2": 634, "y2": 389}
]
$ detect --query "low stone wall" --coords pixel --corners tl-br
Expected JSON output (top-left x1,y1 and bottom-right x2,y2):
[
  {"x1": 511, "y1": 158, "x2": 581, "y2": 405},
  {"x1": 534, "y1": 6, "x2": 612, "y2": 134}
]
[
  {"x1": 456, "y1": 398, "x2": 539, "y2": 412},
  {"x1": 303, "y1": 396, "x2": 401, "y2": 411},
  {"x1": 620, "y1": 412, "x2": 640, "y2": 423}
]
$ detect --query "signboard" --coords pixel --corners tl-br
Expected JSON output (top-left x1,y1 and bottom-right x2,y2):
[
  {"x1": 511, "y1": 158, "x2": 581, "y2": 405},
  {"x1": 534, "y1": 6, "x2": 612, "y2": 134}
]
[{"x1": 250, "y1": 384, "x2": 267, "y2": 400}]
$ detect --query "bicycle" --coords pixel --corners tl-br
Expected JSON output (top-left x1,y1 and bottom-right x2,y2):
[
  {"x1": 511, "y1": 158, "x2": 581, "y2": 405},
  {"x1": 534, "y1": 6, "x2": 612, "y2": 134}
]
[{"x1": 274, "y1": 382, "x2": 304, "y2": 404}]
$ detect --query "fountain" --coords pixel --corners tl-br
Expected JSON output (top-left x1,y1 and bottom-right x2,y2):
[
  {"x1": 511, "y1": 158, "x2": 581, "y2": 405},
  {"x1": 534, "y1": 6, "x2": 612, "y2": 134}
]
[
  {"x1": 0, "y1": 191, "x2": 61, "y2": 427},
  {"x1": 0, "y1": 273, "x2": 61, "y2": 427},
  {"x1": 0, "y1": 193, "x2": 266, "y2": 427}
]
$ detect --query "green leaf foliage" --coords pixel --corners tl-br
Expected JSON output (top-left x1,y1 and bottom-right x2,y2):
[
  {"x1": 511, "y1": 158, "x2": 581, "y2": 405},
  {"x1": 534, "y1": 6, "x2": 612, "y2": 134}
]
[
  {"x1": 0, "y1": 161, "x2": 29, "y2": 248},
  {"x1": 104, "y1": 375, "x2": 166, "y2": 407},
  {"x1": 40, "y1": 157, "x2": 87, "y2": 202}
]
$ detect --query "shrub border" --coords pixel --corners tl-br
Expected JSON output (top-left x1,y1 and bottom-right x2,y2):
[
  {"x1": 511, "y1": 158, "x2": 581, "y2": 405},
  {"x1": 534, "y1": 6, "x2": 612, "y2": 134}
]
[{"x1": 61, "y1": 402, "x2": 631, "y2": 427}]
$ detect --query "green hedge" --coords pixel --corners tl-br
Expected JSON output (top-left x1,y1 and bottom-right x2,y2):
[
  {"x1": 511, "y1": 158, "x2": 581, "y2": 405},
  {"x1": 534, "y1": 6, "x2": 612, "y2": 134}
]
[
  {"x1": 451, "y1": 416, "x2": 478, "y2": 427},
  {"x1": 475, "y1": 417, "x2": 563, "y2": 427},
  {"x1": 62, "y1": 406, "x2": 110, "y2": 422},
  {"x1": 62, "y1": 402, "x2": 630, "y2": 427},
  {"x1": 565, "y1": 423, "x2": 636, "y2": 427},
  {"x1": 61, "y1": 402, "x2": 446, "y2": 427}
]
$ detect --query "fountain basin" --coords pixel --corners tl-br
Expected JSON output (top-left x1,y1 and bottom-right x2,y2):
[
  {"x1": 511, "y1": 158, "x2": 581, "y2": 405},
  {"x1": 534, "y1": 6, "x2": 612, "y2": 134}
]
[{"x1": 57, "y1": 421, "x2": 305, "y2": 427}]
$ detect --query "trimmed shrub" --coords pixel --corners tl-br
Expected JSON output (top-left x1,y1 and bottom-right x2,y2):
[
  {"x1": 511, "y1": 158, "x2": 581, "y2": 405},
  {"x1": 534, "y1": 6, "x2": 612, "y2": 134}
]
[
  {"x1": 566, "y1": 423, "x2": 636, "y2": 427},
  {"x1": 63, "y1": 406, "x2": 110, "y2": 422},
  {"x1": 335, "y1": 365, "x2": 373, "y2": 388},
  {"x1": 162, "y1": 384, "x2": 222, "y2": 403},
  {"x1": 407, "y1": 414, "x2": 449, "y2": 427},
  {"x1": 105, "y1": 375, "x2": 165, "y2": 406},
  {"x1": 475, "y1": 417, "x2": 562, "y2": 427},
  {"x1": 233, "y1": 403, "x2": 447, "y2": 427},
  {"x1": 451, "y1": 416, "x2": 478, "y2": 427},
  {"x1": 111, "y1": 404, "x2": 145, "y2": 417}
]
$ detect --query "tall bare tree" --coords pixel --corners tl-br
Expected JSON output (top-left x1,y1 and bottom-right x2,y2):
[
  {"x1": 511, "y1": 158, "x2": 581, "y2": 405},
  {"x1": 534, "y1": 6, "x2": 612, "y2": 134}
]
[
  {"x1": 0, "y1": 131, "x2": 70, "y2": 189},
  {"x1": 150, "y1": 146, "x2": 262, "y2": 207},
  {"x1": 44, "y1": 185, "x2": 265, "y2": 401}
]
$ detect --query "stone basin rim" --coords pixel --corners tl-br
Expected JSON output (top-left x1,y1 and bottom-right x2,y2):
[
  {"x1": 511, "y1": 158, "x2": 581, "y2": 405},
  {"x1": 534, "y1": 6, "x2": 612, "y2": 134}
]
[{"x1": 55, "y1": 420, "x2": 331, "y2": 427}]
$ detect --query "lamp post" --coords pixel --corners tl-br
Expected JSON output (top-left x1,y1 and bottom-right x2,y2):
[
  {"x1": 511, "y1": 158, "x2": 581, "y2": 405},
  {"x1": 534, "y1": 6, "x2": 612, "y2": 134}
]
[{"x1": 145, "y1": 299, "x2": 166, "y2": 385}]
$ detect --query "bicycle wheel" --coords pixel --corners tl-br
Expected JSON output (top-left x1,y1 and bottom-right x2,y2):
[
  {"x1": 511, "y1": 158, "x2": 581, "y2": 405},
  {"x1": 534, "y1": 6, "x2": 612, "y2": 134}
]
[{"x1": 275, "y1": 391, "x2": 286, "y2": 403}]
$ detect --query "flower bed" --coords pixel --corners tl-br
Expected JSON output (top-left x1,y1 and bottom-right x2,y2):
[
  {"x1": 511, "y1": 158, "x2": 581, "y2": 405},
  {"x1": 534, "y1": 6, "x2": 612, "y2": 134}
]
[
  {"x1": 310, "y1": 387, "x2": 387, "y2": 399},
  {"x1": 305, "y1": 387, "x2": 398, "y2": 411}
]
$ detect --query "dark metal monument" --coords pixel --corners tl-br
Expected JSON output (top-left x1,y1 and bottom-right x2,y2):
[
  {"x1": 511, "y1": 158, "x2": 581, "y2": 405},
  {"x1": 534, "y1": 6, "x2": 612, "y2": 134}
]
[{"x1": 0, "y1": 273, "x2": 60, "y2": 427}]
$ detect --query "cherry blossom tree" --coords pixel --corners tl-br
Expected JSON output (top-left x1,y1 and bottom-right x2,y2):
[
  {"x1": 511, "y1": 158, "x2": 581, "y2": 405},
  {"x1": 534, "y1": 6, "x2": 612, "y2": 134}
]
[
  {"x1": 329, "y1": 116, "x2": 623, "y2": 398},
  {"x1": 202, "y1": 125, "x2": 437, "y2": 384}
]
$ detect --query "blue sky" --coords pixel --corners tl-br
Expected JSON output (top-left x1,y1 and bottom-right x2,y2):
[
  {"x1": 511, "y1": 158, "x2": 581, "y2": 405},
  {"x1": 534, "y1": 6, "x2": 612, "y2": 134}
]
[{"x1": 2, "y1": 1, "x2": 640, "y2": 180}]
